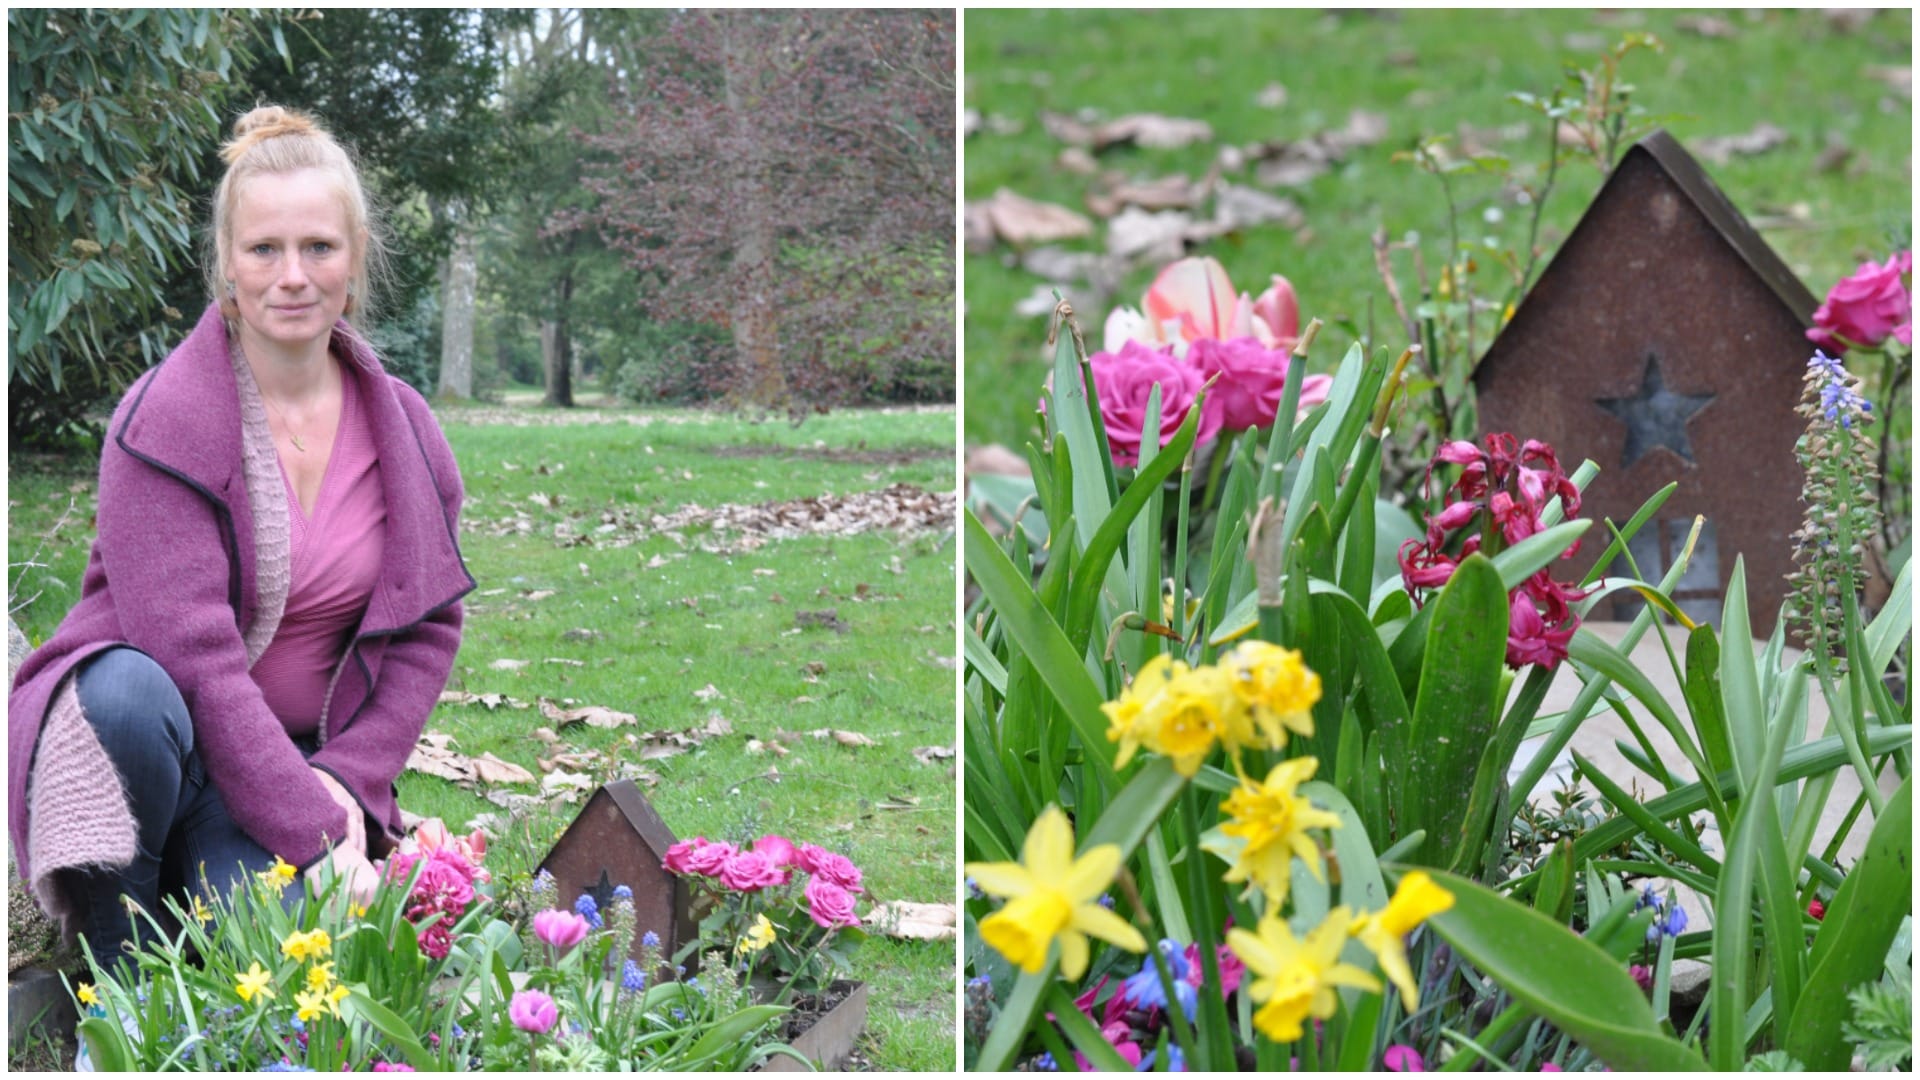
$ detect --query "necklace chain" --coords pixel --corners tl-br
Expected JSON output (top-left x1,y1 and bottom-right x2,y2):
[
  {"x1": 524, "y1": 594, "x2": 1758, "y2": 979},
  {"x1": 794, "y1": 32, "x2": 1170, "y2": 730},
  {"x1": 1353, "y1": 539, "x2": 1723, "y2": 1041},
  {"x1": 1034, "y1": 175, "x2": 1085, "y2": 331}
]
[{"x1": 260, "y1": 387, "x2": 313, "y2": 453}]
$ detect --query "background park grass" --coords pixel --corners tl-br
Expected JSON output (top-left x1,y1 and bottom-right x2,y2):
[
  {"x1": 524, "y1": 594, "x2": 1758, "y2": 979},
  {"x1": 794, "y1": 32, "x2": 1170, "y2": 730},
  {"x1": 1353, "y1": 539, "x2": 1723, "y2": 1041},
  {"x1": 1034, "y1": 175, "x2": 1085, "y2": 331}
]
[
  {"x1": 963, "y1": 7, "x2": 1912, "y2": 449},
  {"x1": 7, "y1": 400, "x2": 958, "y2": 1072}
]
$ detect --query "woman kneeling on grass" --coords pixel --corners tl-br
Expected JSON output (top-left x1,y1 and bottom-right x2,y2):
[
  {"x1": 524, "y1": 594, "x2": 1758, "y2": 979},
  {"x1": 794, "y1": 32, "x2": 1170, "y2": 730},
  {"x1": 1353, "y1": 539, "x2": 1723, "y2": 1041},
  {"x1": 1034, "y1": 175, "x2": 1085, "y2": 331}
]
[{"x1": 8, "y1": 105, "x2": 474, "y2": 968}]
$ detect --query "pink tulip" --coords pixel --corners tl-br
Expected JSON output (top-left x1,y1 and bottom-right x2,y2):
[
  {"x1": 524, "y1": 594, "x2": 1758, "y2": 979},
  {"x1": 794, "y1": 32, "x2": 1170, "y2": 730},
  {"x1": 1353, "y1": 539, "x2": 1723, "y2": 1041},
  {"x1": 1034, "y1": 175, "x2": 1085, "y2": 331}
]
[
  {"x1": 1248, "y1": 274, "x2": 1301, "y2": 351},
  {"x1": 509, "y1": 989, "x2": 558, "y2": 1035},
  {"x1": 1103, "y1": 258, "x2": 1306, "y2": 355},
  {"x1": 533, "y1": 909, "x2": 591, "y2": 951},
  {"x1": 1384, "y1": 1045, "x2": 1426, "y2": 1071},
  {"x1": 1144, "y1": 256, "x2": 1239, "y2": 345},
  {"x1": 1809, "y1": 250, "x2": 1912, "y2": 353}
]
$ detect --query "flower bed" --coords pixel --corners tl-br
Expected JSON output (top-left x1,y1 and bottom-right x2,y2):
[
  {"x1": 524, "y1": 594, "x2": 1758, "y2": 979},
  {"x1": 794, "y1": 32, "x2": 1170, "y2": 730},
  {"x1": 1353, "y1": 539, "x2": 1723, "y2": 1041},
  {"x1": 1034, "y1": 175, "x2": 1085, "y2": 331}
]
[
  {"x1": 961, "y1": 255, "x2": 1912, "y2": 1071},
  {"x1": 64, "y1": 819, "x2": 867, "y2": 1071}
]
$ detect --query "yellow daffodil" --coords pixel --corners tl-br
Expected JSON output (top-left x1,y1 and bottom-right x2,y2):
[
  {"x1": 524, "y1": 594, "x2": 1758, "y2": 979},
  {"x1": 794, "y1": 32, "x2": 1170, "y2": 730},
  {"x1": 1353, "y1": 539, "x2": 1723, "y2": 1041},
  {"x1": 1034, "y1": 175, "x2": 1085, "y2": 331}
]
[
  {"x1": 280, "y1": 928, "x2": 333, "y2": 963},
  {"x1": 1219, "y1": 641, "x2": 1320, "y2": 750},
  {"x1": 736, "y1": 914, "x2": 777, "y2": 955},
  {"x1": 1103, "y1": 655, "x2": 1236, "y2": 776},
  {"x1": 190, "y1": 895, "x2": 213, "y2": 926},
  {"x1": 305, "y1": 961, "x2": 335, "y2": 993},
  {"x1": 235, "y1": 963, "x2": 275, "y2": 1005},
  {"x1": 1350, "y1": 870, "x2": 1455, "y2": 1010},
  {"x1": 328, "y1": 984, "x2": 351, "y2": 1012},
  {"x1": 1229, "y1": 907, "x2": 1381, "y2": 1043},
  {"x1": 349, "y1": 902, "x2": 369, "y2": 919},
  {"x1": 1219, "y1": 758, "x2": 1342, "y2": 907},
  {"x1": 259, "y1": 855, "x2": 297, "y2": 893},
  {"x1": 77, "y1": 982, "x2": 99, "y2": 1007},
  {"x1": 295, "y1": 989, "x2": 329, "y2": 1024},
  {"x1": 964, "y1": 805, "x2": 1147, "y2": 979}
]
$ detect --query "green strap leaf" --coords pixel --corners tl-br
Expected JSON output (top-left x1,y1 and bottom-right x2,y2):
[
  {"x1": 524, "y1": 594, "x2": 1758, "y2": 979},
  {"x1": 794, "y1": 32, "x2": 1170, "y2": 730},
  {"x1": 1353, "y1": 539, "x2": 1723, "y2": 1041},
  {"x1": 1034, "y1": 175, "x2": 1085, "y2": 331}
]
[
  {"x1": 1420, "y1": 868, "x2": 1707, "y2": 1071},
  {"x1": 1405, "y1": 554, "x2": 1508, "y2": 865}
]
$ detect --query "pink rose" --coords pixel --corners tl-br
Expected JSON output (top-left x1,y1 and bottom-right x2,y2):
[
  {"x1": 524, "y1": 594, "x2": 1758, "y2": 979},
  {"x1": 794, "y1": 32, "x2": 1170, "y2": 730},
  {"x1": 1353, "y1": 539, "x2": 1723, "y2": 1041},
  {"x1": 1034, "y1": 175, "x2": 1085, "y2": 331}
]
[
  {"x1": 1809, "y1": 250, "x2": 1912, "y2": 353},
  {"x1": 1087, "y1": 341, "x2": 1223, "y2": 467},
  {"x1": 533, "y1": 909, "x2": 591, "y2": 950},
  {"x1": 662, "y1": 838, "x2": 705, "y2": 875},
  {"x1": 509, "y1": 989, "x2": 558, "y2": 1035},
  {"x1": 683, "y1": 840, "x2": 736, "y2": 877},
  {"x1": 805, "y1": 878, "x2": 861, "y2": 929},
  {"x1": 1187, "y1": 336, "x2": 1333, "y2": 431},
  {"x1": 796, "y1": 845, "x2": 865, "y2": 894},
  {"x1": 718, "y1": 849, "x2": 786, "y2": 892},
  {"x1": 753, "y1": 834, "x2": 798, "y2": 868}
]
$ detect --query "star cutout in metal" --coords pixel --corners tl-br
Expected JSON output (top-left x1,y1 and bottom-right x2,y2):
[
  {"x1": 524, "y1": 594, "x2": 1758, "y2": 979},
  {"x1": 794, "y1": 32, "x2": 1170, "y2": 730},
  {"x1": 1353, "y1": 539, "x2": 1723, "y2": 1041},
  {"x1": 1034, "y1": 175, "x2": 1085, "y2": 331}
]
[{"x1": 1595, "y1": 353, "x2": 1714, "y2": 467}]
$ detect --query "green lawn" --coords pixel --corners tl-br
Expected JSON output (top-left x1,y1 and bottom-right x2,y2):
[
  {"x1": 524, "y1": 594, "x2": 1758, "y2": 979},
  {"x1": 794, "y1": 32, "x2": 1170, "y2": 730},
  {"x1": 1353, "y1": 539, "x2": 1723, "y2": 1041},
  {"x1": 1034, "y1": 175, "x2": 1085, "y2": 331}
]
[
  {"x1": 963, "y1": 8, "x2": 1912, "y2": 448},
  {"x1": 8, "y1": 400, "x2": 958, "y2": 1071}
]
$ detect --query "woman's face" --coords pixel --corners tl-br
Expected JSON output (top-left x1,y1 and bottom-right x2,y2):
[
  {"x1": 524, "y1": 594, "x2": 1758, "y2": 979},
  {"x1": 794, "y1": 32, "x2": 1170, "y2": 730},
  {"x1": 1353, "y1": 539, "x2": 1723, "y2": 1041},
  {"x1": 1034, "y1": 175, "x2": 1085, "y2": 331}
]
[{"x1": 227, "y1": 168, "x2": 355, "y2": 353}]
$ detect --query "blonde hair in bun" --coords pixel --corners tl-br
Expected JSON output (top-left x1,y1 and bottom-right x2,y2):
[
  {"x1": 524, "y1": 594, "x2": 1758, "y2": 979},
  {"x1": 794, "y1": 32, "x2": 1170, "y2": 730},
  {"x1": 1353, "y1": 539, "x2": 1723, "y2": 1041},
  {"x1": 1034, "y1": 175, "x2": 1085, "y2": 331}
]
[{"x1": 206, "y1": 105, "x2": 390, "y2": 327}]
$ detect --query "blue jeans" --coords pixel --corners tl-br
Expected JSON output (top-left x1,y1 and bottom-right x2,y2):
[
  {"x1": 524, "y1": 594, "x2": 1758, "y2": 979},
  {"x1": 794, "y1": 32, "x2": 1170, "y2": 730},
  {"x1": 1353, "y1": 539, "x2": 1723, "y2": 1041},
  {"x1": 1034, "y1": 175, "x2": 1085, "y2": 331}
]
[{"x1": 60, "y1": 647, "x2": 308, "y2": 964}]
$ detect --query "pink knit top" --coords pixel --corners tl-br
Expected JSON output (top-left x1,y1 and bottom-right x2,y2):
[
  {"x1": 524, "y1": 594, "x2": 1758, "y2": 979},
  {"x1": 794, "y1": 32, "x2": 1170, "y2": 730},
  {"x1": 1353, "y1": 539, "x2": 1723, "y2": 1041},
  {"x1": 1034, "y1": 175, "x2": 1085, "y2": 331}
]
[{"x1": 250, "y1": 361, "x2": 386, "y2": 736}]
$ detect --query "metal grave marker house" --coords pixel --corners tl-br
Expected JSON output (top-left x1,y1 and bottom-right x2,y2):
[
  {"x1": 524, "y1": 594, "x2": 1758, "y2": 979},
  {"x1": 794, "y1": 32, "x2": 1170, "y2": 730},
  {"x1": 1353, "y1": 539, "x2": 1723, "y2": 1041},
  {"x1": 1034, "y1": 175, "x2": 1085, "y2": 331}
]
[
  {"x1": 539, "y1": 779, "x2": 696, "y2": 977},
  {"x1": 1473, "y1": 129, "x2": 1821, "y2": 636}
]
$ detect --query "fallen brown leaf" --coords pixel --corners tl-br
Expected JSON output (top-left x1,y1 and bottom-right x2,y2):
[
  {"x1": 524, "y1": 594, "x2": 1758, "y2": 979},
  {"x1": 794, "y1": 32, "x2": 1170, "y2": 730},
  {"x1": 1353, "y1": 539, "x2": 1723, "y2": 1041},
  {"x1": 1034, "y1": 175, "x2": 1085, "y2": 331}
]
[
  {"x1": 538, "y1": 699, "x2": 640, "y2": 729},
  {"x1": 488, "y1": 658, "x2": 529, "y2": 672},
  {"x1": 974, "y1": 188, "x2": 1093, "y2": 247},
  {"x1": 473, "y1": 752, "x2": 536, "y2": 786},
  {"x1": 912, "y1": 745, "x2": 956, "y2": 765},
  {"x1": 865, "y1": 901, "x2": 958, "y2": 941},
  {"x1": 1693, "y1": 123, "x2": 1789, "y2": 166}
]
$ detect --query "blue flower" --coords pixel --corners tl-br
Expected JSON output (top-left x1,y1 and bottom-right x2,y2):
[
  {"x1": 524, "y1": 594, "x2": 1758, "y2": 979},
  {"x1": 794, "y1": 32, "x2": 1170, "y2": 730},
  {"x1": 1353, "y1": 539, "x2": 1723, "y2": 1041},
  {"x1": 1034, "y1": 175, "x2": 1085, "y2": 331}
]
[
  {"x1": 1809, "y1": 350, "x2": 1847, "y2": 381},
  {"x1": 965, "y1": 877, "x2": 985, "y2": 900},
  {"x1": 1661, "y1": 904, "x2": 1688, "y2": 937},
  {"x1": 612, "y1": 885, "x2": 632, "y2": 901},
  {"x1": 260, "y1": 1061, "x2": 312, "y2": 1072},
  {"x1": 642, "y1": 931, "x2": 661, "y2": 949},
  {"x1": 535, "y1": 868, "x2": 555, "y2": 886},
  {"x1": 1138, "y1": 1044, "x2": 1187, "y2": 1072},
  {"x1": 622, "y1": 960, "x2": 647, "y2": 992},
  {"x1": 671, "y1": 1009, "x2": 686, "y2": 1022},
  {"x1": 1121, "y1": 940, "x2": 1198, "y2": 1017},
  {"x1": 451, "y1": 1022, "x2": 465, "y2": 1040},
  {"x1": 289, "y1": 1016, "x2": 306, "y2": 1034},
  {"x1": 1034, "y1": 1052, "x2": 1059, "y2": 1071},
  {"x1": 966, "y1": 974, "x2": 991, "y2": 990},
  {"x1": 1635, "y1": 883, "x2": 1660, "y2": 912},
  {"x1": 1098, "y1": 894, "x2": 1115, "y2": 910},
  {"x1": 575, "y1": 893, "x2": 604, "y2": 929}
]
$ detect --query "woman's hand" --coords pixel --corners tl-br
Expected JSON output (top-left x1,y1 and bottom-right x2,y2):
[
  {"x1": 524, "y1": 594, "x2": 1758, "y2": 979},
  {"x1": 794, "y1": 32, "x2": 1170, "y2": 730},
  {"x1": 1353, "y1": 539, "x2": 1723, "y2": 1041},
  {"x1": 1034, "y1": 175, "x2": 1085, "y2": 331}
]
[
  {"x1": 304, "y1": 842, "x2": 381, "y2": 910},
  {"x1": 311, "y1": 767, "x2": 367, "y2": 857}
]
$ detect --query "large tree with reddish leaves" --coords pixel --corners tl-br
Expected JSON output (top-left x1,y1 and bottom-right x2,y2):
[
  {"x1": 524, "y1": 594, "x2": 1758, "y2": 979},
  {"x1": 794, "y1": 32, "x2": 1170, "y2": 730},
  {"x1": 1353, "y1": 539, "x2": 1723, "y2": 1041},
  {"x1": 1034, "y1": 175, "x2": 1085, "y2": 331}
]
[{"x1": 584, "y1": 9, "x2": 954, "y2": 409}]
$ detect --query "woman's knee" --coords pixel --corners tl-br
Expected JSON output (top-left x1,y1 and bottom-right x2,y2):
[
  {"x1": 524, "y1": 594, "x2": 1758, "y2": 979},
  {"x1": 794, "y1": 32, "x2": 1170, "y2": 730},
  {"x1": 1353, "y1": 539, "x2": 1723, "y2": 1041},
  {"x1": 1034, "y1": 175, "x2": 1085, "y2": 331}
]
[{"x1": 74, "y1": 647, "x2": 193, "y2": 760}]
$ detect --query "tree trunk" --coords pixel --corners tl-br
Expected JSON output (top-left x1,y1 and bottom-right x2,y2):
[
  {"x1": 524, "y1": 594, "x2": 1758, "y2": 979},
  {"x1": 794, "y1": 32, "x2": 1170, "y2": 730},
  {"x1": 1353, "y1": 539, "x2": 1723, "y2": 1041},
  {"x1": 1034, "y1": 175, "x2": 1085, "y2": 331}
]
[
  {"x1": 720, "y1": 14, "x2": 785, "y2": 409},
  {"x1": 541, "y1": 272, "x2": 574, "y2": 407},
  {"x1": 437, "y1": 223, "x2": 478, "y2": 400}
]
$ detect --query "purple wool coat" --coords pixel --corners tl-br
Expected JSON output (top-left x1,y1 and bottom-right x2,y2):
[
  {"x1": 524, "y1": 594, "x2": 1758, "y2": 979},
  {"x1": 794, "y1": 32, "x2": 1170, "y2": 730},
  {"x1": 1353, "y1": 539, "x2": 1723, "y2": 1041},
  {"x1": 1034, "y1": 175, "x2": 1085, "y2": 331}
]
[{"x1": 9, "y1": 305, "x2": 473, "y2": 925}]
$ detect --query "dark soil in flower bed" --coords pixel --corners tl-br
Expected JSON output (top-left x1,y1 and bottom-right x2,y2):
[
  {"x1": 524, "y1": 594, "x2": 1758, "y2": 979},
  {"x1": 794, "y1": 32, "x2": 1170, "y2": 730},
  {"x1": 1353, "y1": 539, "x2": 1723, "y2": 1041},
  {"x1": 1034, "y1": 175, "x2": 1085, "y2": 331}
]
[{"x1": 758, "y1": 978, "x2": 870, "y2": 1071}]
